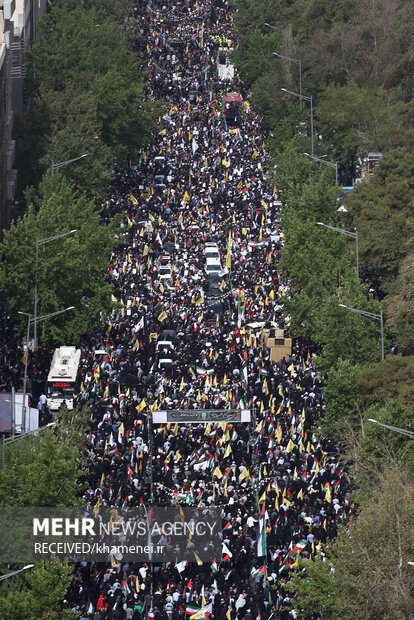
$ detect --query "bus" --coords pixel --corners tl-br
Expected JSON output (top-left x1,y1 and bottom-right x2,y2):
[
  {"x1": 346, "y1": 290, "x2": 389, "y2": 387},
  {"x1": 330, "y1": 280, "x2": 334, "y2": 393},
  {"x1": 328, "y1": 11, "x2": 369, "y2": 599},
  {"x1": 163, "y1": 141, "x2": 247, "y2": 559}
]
[{"x1": 46, "y1": 346, "x2": 81, "y2": 411}]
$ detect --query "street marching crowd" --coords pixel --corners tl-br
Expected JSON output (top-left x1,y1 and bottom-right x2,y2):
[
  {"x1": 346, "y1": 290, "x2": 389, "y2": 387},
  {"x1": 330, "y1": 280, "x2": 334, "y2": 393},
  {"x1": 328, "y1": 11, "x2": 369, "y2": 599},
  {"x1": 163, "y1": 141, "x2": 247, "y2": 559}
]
[{"x1": 57, "y1": 1, "x2": 356, "y2": 619}]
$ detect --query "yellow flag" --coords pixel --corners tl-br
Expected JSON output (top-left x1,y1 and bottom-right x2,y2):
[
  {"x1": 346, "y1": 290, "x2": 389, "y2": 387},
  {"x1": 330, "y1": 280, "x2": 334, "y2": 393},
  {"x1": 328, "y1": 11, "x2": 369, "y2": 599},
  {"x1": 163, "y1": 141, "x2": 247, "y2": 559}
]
[
  {"x1": 93, "y1": 498, "x2": 101, "y2": 516},
  {"x1": 136, "y1": 399, "x2": 147, "y2": 414},
  {"x1": 258, "y1": 490, "x2": 266, "y2": 504},
  {"x1": 223, "y1": 444, "x2": 232, "y2": 458},
  {"x1": 286, "y1": 439, "x2": 295, "y2": 453},
  {"x1": 193, "y1": 551, "x2": 203, "y2": 566},
  {"x1": 213, "y1": 466, "x2": 223, "y2": 479},
  {"x1": 226, "y1": 229, "x2": 232, "y2": 270}
]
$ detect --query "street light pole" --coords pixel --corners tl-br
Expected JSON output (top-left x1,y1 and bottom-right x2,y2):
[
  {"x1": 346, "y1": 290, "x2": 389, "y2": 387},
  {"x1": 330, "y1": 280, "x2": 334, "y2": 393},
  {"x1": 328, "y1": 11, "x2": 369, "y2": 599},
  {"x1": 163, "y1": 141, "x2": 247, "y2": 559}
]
[
  {"x1": 34, "y1": 230, "x2": 77, "y2": 350},
  {"x1": 316, "y1": 222, "x2": 359, "y2": 275},
  {"x1": 18, "y1": 307, "x2": 74, "y2": 432},
  {"x1": 0, "y1": 565, "x2": 34, "y2": 581},
  {"x1": 264, "y1": 23, "x2": 283, "y2": 32},
  {"x1": 273, "y1": 52, "x2": 302, "y2": 109},
  {"x1": 339, "y1": 304, "x2": 384, "y2": 360},
  {"x1": 51, "y1": 153, "x2": 88, "y2": 175},
  {"x1": 367, "y1": 419, "x2": 414, "y2": 438},
  {"x1": 304, "y1": 152, "x2": 338, "y2": 185},
  {"x1": 281, "y1": 88, "x2": 313, "y2": 154}
]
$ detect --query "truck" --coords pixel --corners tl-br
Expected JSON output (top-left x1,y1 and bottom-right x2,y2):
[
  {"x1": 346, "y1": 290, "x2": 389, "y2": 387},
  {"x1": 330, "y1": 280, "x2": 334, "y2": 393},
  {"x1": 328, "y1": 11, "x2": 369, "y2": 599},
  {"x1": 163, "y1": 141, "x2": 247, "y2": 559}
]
[{"x1": 46, "y1": 346, "x2": 81, "y2": 411}]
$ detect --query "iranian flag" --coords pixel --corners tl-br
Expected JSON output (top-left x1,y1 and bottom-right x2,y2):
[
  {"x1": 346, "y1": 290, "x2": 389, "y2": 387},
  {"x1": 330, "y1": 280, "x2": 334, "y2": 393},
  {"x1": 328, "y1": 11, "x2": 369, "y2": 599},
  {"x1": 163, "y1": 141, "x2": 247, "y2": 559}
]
[
  {"x1": 189, "y1": 602, "x2": 213, "y2": 619},
  {"x1": 185, "y1": 605, "x2": 200, "y2": 615},
  {"x1": 196, "y1": 367, "x2": 214, "y2": 376},
  {"x1": 294, "y1": 540, "x2": 308, "y2": 551}
]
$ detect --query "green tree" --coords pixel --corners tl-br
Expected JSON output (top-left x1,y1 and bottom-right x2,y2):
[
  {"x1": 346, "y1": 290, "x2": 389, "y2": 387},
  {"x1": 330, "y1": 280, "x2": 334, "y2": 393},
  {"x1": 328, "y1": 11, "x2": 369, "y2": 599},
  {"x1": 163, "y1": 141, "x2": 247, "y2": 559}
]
[
  {"x1": 37, "y1": 86, "x2": 112, "y2": 197},
  {"x1": 288, "y1": 467, "x2": 414, "y2": 619},
  {"x1": 385, "y1": 246, "x2": 414, "y2": 355},
  {"x1": 0, "y1": 405, "x2": 88, "y2": 507},
  {"x1": 316, "y1": 83, "x2": 407, "y2": 164},
  {"x1": 345, "y1": 147, "x2": 414, "y2": 280},
  {"x1": 286, "y1": 556, "x2": 337, "y2": 619},
  {"x1": 0, "y1": 175, "x2": 117, "y2": 344},
  {"x1": 318, "y1": 358, "x2": 364, "y2": 443},
  {"x1": 0, "y1": 561, "x2": 75, "y2": 619}
]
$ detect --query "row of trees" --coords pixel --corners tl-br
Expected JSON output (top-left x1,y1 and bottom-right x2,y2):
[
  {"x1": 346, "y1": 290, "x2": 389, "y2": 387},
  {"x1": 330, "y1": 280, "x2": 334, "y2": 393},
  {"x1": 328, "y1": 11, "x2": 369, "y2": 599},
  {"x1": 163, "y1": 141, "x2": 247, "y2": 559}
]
[
  {"x1": 231, "y1": 0, "x2": 414, "y2": 164},
  {"x1": 231, "y1": 0, "x2": 414, "y2": 616},
  {"x1": 0, "y1": 406, "x2": 89, "y2": 618},
  {"x1": 2, "y1": 0, "x2": 163, "y2": 344},
  {"x1": 15, "y1": 0, "x2": 161, "y2": 197}
]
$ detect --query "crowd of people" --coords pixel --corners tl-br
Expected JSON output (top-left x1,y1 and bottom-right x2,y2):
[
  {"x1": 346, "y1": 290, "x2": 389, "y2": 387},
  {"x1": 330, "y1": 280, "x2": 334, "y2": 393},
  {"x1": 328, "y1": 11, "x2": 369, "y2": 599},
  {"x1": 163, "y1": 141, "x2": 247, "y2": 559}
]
[{"x1": 56, "y1": 1, "x2": 356, "y2": 618}]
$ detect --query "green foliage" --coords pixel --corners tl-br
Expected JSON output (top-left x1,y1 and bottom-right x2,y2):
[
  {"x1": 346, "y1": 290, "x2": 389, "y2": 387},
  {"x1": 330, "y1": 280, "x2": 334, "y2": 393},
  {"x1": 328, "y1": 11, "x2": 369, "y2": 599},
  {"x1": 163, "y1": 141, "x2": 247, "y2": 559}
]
[
  {"x1": 344, "y1": 147, "x2": 414, "y2": 280},
  {"x1": 355, "y1": 355, "x2": 414, "y2": 410},
  {"x1": 286, "y1": 557, "x2": 337, "y2": 619},
  {"x1": 14, "y1": 0, "x2": 157, "y2": 194},
  {"x1": 318, "y1": 359, "x2": 363, "y2": 442},
  {"x1": 386, "y1": 247, "x2": 414, "y2": 355},
  {"x1": 332, "y1": 467, "x2": 414, "y2": 619},
  {"x1": 0, "y1": 561, "x2": 75, "y2": 620},
  {"x1": 36, "y1": 86, "x2": 113, "y2": 198},
  {"x1": 354, "y1": 400, "x2": 414, "y2": 487},
  {"x1": 0, "y1": 175, "x2": 117, "y2": 345},
  {"x1": 0, "y1": 405, "x2": 88, "y2": 507},
  {"x1": 316, "y1": 84, "x2": 409, "y2": 164},
  {"x1": 288, "y1": 468, "x2": 414, "y2": 619}
]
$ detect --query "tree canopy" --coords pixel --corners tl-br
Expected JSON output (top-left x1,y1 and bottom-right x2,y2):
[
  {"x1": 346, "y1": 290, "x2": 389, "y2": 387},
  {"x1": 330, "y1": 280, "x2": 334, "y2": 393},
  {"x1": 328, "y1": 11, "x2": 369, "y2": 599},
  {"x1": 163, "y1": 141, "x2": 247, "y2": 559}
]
[{"x1": 0, "y1": 175, "x2": 117, "y2": 344}]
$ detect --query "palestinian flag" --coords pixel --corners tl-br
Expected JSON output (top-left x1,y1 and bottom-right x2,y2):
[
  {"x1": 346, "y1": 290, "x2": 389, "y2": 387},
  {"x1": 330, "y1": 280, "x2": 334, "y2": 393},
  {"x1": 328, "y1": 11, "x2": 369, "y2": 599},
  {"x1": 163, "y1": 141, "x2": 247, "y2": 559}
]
[
  {"x1": 231, "y1": 429, "x2": 238, "y2": 441},
  {"x1": 259, "y1": 368, "x2": 268, "y2": 376},
  {"x1": 250, "y1": 565, "x2": 266, "y2": 578},
  {"x1": 223, "y1": 521, "x2": 233, "y2": 531},
  {"x1": 211, "y1": 560, "x2": 218, "y2": 573}
]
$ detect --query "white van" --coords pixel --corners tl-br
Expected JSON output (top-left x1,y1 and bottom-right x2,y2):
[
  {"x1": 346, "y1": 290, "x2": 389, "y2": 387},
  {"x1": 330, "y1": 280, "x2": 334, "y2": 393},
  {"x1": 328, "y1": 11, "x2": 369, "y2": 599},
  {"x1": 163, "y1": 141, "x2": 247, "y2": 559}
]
[{"x1": 205, "y1": 257, "x2": 222, "y2": 274}]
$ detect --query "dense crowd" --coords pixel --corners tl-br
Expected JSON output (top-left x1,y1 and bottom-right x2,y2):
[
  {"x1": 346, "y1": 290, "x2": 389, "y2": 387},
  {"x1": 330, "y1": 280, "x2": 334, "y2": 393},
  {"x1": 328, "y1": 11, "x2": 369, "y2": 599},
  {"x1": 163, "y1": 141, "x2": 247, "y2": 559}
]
[{"x1": 55, "y1": 1, "x2": 356, "y2": 618}]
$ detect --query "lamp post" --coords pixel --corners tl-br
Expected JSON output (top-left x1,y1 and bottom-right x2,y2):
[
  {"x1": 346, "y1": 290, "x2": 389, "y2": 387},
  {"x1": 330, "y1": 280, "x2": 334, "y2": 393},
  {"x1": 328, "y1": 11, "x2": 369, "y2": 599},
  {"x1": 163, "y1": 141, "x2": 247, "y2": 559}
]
[
  {"x1": 316, "y1": 222, "x2": 358, "y2": 275},
  {"x1": 0, "y1": 565, "x2": 34, "y2": 581},
  {"x1": 2, "y1": 423, "x2": 56, "y2": 473},
  {"x1": 51, "y1": 153, "x2": 88, "y2": 175},
  {"x1": 273, "y1": 52, "x2": 302, "y2": 109},
  {"x1": 304, "y1": 152, "x2": 338, "y2": 185},
  {"x1": 34, "y1": 229, "x2": 77, "y2": 350},
  {"x1": 264, "y1": 23, "x2": 283, "y2": 32},
  {"x1": 339, "y1": 304, "x2": 384, "y2": 360},
  {"x1": 367, "y1": 419, "x2": 414, "y2": 438},
  {"x1": 281, "y1": 88, "x2": 313, "y2": 154},
  {"x1": 18, "y1": 307, "x2": 75, "y2": 432}
]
